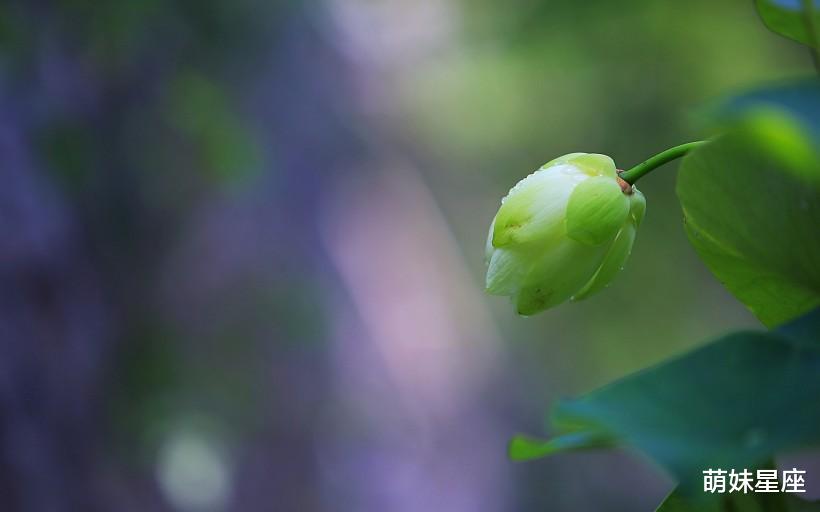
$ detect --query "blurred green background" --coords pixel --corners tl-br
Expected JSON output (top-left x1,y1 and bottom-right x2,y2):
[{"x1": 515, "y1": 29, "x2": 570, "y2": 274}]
[{"x1": 0, "y1": 0, "x2": 811, "y2": 510}]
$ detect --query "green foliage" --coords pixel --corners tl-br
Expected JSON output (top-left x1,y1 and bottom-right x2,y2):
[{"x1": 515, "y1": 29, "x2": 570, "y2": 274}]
[
  {"x1": 677, "y1": 82, "x2": 820, "y2": 327},
  {"x1": 494, "y1": 3, "x2": 820, "y2": 510},
  {"x1": 510, "y1": 309, "x2": 820, "y2": 492},
  {"x1": 755, "y1": 0, "x2": 820, "y2": 49},
  {"x1": 507, "y1": 79, "x2": 820, "y2": 509}
]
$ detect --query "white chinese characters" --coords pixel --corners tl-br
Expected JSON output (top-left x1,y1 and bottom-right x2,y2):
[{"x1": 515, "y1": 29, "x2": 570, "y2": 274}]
[{"x1": 703, "y1": 468, "x2": 806, "y2": 494}]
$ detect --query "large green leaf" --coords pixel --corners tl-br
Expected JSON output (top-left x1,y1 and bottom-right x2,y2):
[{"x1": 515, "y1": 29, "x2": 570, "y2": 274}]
[
  {"x1": 676, "y1": 83, "x2": 820, "y2": 327},
  {"x1": 755, "y1": 0, "x2": 820, "y2": 49},
  {"x1": 509, "y1": 309, "x2": 820, "y2": 493}
]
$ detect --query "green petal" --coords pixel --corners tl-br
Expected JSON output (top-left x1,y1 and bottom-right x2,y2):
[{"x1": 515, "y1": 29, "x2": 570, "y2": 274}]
[
  {"x1": 565, "y1": 176, "x2": 630, "y2": 246},
  {"x1": 492, "y1": 167, "x2": 582, "y2": 247},
  {"x1": 486, "y1": 248, "x2": 530, "y2": 295},
  {"x1": 515, "y1": 285, "x2": 556, "y2": 315},
  {"x1": 514, "y1": 238, "x2": 609, "y2": 314},
  {"x1": 541, "y1": 152, "x2": 586, "y2": 169},
  {"x1": 485, "y1": 215, "x2": 497, "y2": 264},
  {"x1": 629, "y1": 187, "x2": 646, "y2": 226},
  {"x1": 566, "y1": 153, "x2": 617, "y2": 178},
  {"x1": 572, "y1": 223, "x2": 637, "y2": 301}
]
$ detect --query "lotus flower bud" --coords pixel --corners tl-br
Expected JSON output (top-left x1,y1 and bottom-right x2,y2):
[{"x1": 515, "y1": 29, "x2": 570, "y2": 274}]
[{"x1": 485, "y1": 153, "x2": 645, "y2": 315}]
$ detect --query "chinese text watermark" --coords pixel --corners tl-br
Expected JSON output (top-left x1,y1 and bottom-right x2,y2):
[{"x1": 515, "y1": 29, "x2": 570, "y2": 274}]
[{"x1": 703, "y1": 468, "x2": 806, "y2": 494}]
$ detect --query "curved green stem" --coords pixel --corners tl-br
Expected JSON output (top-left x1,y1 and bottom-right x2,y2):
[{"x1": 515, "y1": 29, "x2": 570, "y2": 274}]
[{"x1": 619, "y1": 141, "x2": 707, "y2": 184}]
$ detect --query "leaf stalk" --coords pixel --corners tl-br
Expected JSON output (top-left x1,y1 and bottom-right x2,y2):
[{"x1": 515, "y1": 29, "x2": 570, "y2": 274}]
[{"x1": 619, "y1": 141, "x2": 708, "y2": 184}]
